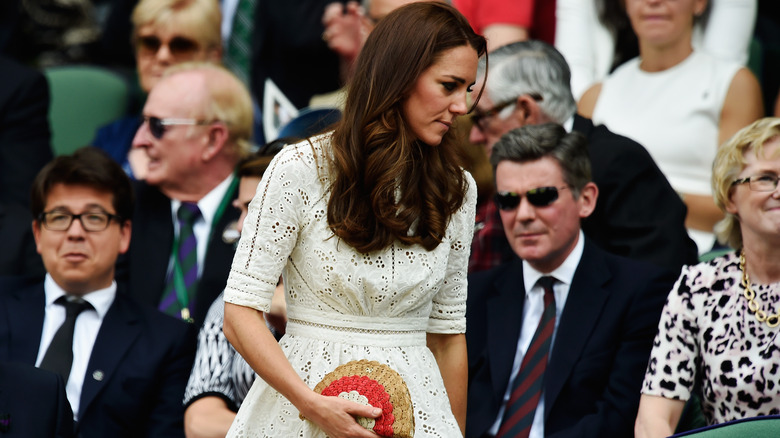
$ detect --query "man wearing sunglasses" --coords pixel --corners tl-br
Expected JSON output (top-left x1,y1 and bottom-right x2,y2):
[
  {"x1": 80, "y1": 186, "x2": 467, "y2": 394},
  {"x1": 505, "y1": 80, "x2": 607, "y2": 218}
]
[
  {"x1": 468, "y1": 40, "x2": 697, "y2": 273},
  {"x1": 465, "y1": 123, "x2": 676, "y2": 438},
  {"x1": 123, "y1": 63, "x2": 251, "y2": 326},
  {"x1": 0, "y1": 147, "x2": 195, "y2": 437}
]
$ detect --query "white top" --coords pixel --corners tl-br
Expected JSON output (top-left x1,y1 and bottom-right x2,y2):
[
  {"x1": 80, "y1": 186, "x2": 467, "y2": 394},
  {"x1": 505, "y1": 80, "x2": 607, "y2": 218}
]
[
  {"x1": 556, "y1": 0, "x2": 756, "y2": 100},
  {"x1": 223, "y1": 133, "x2": 476, "y2": 437},
  {"x1": 591, "y1": 51, "x2": 741, "y2": 252},
  {"x1": 488, "y1": 231, "x2": 584, "y2": 437},
  {"x1": 36, "y1": 274, "x2": 115, "y2": 420}
]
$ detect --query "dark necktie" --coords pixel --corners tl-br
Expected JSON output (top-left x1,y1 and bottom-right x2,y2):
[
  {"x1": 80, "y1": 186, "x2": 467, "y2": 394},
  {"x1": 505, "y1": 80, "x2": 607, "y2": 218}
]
[
  {"x1": 159, "y1": 202, "x2": 201, "y2": 322},
  {"x1": 497, "y1": 276, "x2": 557, "y2": 438},
  {"x1": 39, "y1": 296, "x2": 93, "y2": 382}
]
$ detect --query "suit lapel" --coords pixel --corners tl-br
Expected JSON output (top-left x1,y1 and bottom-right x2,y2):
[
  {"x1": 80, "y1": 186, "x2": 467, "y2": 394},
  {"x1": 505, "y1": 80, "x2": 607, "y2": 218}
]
[
  {"x1": 544, "y1": 241, "x2": 612, "y2": 417},
  {"x1": 486, "y1": 258, "x2": 527, "y2": 401},
  {"x1": 129, "y1": 183, "x2": 173, "y2": 307},
  {"x1": 78, "y1": 294, "x2": 142, "y2": 420},
  {"x1": 5, "y1": 285, "x2": 45, "y2": 363}
]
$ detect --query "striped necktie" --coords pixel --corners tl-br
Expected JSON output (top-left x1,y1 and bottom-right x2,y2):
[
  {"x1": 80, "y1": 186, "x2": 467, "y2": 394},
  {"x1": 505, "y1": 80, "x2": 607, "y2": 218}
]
[
  {"x1": 497, "y1": 276, "x2": 557, "y2": 438},
  {"x1": 224, "y1": 0, "x2": 257, "y2": 86},
  {"x1": 159, "y1": 202, "x2": 201, "y2": 322}
]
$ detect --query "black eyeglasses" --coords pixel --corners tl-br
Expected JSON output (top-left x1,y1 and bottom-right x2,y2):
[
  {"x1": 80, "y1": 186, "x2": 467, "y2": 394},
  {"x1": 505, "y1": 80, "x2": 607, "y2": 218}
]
[
  {"x1": 39, "y1": 210, "x2": 122, "y2": 232},
  {"x1": 494, "y1": 186, "x2": 569, "y2": 210},
  {"x1": 141, "y1": 116, "x2": 213, "y2": 140},
  {"x1": 136, "y1": 35, "x2": 200, "y2": 57},
  {"x1": 732, "y1": 174, "x2": 780, "y2": 192},
  {"x1": 470, "y1": 93, "x2": 543, "y2": 131}
]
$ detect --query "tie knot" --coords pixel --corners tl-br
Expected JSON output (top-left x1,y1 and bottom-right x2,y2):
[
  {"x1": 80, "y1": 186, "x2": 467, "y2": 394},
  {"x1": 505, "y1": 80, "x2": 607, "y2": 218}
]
[
  {"x1": 537, "y1": 276, "x2": 556, "y2": 291},
  {"x1": 178, "y1": 202, "x2": 201, "y2": 224},
  {"x1": 56, "y1": 296, "x2": 93, "y2": 318}
]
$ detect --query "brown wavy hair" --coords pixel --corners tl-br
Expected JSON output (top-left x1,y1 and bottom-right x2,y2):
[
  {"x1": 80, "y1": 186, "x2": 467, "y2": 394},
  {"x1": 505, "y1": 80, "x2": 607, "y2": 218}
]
[{"x1": 327, "y1": 2, "x2": 487, "y2": 253}]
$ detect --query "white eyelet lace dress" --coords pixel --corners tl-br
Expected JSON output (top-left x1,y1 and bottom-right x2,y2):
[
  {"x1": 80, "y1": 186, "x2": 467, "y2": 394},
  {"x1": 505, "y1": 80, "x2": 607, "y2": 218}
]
[{"x1": 223, "y1": 134, "x2": 475, "y2": 437}]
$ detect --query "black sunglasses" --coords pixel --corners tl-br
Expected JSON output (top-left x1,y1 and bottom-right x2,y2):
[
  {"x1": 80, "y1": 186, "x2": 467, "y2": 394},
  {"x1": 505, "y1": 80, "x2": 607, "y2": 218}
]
[
  {"x1": 136, "y1": 35, "x2": 200, "y2": 56},
  {"x1": 494, "y1": 186, "x2": 568, "y2": 210},
  {"x1": 141, "y1": 116, "x2": 213, "y2": 139}
]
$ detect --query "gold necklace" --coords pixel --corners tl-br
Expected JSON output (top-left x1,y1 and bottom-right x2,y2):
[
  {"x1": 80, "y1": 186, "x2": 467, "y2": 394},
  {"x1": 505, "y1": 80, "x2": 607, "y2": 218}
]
[{"x1": 739, "y1": 250, "x2": 780, "y2": 328}]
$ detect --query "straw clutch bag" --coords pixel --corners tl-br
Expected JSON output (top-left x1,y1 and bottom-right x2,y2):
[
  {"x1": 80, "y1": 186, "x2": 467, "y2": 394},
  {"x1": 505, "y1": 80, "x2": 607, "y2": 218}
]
[{"x1": 307, "y1": 359, "x2": 415, "y2": 438}]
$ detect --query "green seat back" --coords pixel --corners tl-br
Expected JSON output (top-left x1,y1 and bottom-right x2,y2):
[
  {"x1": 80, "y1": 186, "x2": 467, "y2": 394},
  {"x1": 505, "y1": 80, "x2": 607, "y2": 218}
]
[{"x1": 44, "y1": 66, "x2": 129, "y2": 156}]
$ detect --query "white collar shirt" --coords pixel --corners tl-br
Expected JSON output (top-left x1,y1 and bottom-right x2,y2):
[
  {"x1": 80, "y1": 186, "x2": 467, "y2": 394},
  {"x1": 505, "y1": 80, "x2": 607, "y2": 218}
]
[
  {"x1": 489, "y1": 230, "x2": 585, "y2": 437},
  {"x1": 169, "y1": 174, "x2": 234, "y2": 278},
  {"x1": 36, "y1": 274, "x2": 116, "y2": 420}
]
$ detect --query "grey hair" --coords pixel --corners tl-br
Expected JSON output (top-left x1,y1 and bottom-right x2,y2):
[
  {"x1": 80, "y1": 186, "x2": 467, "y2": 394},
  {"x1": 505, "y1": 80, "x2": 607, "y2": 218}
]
[
  {"x1": 478, "y1": 40, "x2": 576, "y2": 124},
  {"x1": 490, "y1": 123, "x2": 591, "y2": 197}
]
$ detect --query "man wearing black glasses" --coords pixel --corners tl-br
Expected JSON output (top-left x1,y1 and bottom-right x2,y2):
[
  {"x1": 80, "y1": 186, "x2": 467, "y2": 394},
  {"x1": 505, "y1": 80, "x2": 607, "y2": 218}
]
[
  {"x1": 468, "y1": 40, "x2": 697, "y2": 273},
  {"x1": 0, "y1": 147, "x2": 195, "y2": 437},
  {"x1": 124, "y1": 63, "x2": 250, "y2": 326},
  {"x1": 465, "y1": 124, "x2": 676, "y2": 438}
]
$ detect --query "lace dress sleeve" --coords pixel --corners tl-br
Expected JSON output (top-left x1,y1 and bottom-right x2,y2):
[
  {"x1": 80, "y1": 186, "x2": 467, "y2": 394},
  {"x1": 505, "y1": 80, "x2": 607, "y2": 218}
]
[
  {"x1": 427, "y1": 171, "x2": 476, "y2": 334},
  {"x1": 224, "y1": 141, "x2": 318, "y2": 311}
]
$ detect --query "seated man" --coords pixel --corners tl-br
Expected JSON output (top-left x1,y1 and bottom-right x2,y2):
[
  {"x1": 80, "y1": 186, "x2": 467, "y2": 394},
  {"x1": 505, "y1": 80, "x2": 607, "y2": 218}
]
[
  {"x1": 468, "y1": 40, "x2": 697, "y2": 273},
  {"x1": 0, "y1": 147, "x2": 195, "y2": 438},
  {"x1": 91, "y1": 0, "x2": 222, "y2": 179},
  {"x1": 124, "y1": 63, "x2": 252, "y2": 325},
  {"x1": 466, "y1": 124, "x2": 676, "y2": 437}
]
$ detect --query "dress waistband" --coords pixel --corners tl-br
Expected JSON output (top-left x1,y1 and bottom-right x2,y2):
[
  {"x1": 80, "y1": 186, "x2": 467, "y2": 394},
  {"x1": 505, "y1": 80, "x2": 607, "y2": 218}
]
[{"x1": 286, "y1": 318, "x2": 427, "y2": 347}]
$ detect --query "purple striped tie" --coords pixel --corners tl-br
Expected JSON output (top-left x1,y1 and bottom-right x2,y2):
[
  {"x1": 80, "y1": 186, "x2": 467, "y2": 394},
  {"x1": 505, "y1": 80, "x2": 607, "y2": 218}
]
[
  {"x1": 159, "y1": 202, "x2": 201, "y2": 320},
  {"x1": 497, "y1": 276, "x2": 556, "y2": 438}
]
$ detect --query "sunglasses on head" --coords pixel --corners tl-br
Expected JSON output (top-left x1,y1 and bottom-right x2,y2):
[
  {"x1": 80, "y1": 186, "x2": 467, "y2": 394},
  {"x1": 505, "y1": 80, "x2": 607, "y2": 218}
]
[
  {"x1": 136, "y1": 35, "x2": 200, "y2": 56},
  {"x1": 141, "y1": 116, "x2": 213, "y2": 139},
  {"x1": 494, "y1": 186, "x2": 568, "y2": 210}
]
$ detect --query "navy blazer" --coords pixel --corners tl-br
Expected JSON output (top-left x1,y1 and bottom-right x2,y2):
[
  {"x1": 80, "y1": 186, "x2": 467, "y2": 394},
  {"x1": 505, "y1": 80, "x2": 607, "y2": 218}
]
[
  {"x1": 466, "y1": 239, "x2": 676, "y2": 438},
  {"x1": 119, "y1": 180, "x2": 240, "y2": 324},
  {"x1": 0, "y1": 361, "x2": 74, "y2": 438},
  {"x1": 0, "y1": 284, "x2": 195, "y2": 438}
]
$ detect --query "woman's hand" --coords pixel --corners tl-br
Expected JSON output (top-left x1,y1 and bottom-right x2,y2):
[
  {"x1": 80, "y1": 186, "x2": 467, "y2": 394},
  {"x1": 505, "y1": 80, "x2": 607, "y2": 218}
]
[{"x1": 299, "y1": 393, "x2": 382, "y2": 438}]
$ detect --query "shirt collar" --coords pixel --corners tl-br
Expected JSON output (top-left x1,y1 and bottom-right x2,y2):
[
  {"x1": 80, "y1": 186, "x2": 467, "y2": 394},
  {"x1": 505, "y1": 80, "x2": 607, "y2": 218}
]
[
  {"x1": 170, "y1": 173, "x2": 234, "y2": 226},
  {"x1": 43, "y1": 274, "x2": 117, "y2": 318},
  {"x1": 522, "y1": 230, "x2": 585, "y2": 294}
]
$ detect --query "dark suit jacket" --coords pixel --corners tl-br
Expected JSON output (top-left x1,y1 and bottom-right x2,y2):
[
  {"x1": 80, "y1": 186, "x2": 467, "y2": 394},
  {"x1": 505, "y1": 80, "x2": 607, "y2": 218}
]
[
  {"x1": 119, "y1": 180, "x2": 240, "y2": 324},
  {"x1": 466, "y1": 239, "x2": 676, "y2": 438},
  {"x1": 0, "y1": 284, "x2": 196, "y2": 438},
  {"x1": 0, "y1": 201, "x2": 44, "y2": 279},
  {"x1": 0, "y1": 361, "x2": 74, "y2": 438},
  {"x1": 574, "y1": 114, "x2": 698, "y2": 271},
  {"x1": 0, "y1": 55, "x2": 54, "y2": 208}
]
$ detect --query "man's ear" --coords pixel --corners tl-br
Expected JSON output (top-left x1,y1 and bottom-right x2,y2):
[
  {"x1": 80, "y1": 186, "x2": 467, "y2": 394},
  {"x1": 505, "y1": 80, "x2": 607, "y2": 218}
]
[
  {"x1": 203, "y1": 123, "x2": 230, "y2": 161},
  {"x1": 118, "y1": 220, "x2": 132, "y2": 254},
  {"x1": 516, "y1": 94, "x2": 544, "y2": 125},
  {"x1": 32, "y1": 220, "x2": 43, "y2": 255},
  {"x1": 577, "y1": 182, "x2": 599, "y2": 219}
]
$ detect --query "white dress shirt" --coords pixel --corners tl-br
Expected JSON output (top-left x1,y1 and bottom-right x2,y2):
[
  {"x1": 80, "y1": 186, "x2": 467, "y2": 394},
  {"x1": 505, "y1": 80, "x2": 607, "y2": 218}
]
[
  {"x1": 489, "y1": 231, "x2": 585, "y2": 437},
  {"x1": 36, "y1": 274, "x2": 116, "y2": 420}
]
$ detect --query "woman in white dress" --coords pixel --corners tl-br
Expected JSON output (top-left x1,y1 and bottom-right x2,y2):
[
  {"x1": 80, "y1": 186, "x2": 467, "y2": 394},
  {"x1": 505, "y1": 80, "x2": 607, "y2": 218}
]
[{"x1": 221, "y1": 3, "x2": 487, "y2": 437}]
